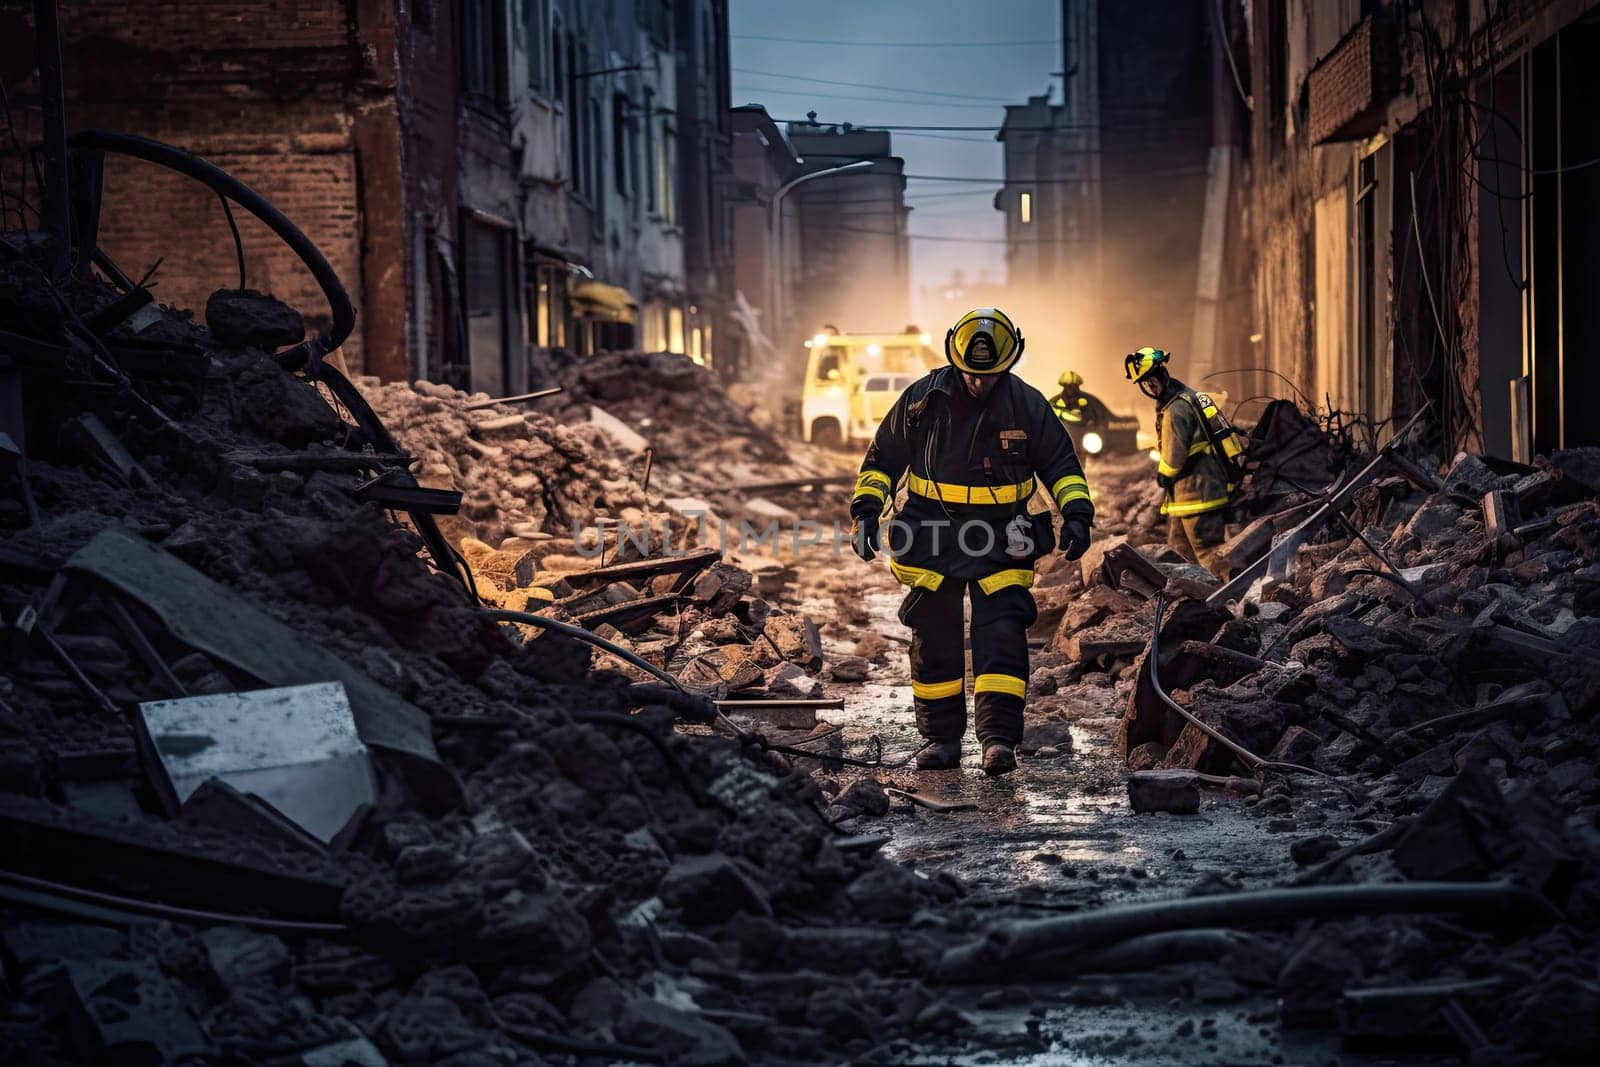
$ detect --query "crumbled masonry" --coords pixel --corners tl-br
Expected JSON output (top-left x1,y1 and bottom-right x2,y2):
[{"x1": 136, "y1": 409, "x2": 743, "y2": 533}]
[{"x1": 2, "y1": 250, "x2": 1599, "y2": 1064}]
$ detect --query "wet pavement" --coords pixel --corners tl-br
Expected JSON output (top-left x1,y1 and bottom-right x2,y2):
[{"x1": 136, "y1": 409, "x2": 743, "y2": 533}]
[{"x1": 740, "y1": 543, "x2": 1377, "y2": 1065}]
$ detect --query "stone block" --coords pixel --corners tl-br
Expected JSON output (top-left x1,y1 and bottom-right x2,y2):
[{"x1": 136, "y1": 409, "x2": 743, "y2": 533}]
[{"x1": 1127, "y1": 769, "x2": 1201, "y2": 813}]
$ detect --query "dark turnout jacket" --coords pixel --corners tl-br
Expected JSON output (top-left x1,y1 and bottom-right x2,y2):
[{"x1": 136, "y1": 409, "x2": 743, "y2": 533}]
[
  {"x1": 850, "y1": 367, "x2": 1094, "y2": 585},
  {"x1": 1155, "y1": 377, "x2": 1234, "y2": 517}
]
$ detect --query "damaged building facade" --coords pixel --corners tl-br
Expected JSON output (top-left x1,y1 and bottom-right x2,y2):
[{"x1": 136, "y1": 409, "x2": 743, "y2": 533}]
[
  {"x1": 1216, "y1": 0, "x2": 1600, "y2": 457},
  {"x1": 0, "y1": 0, "x2": 734, "y2": 394},
  {"x1": 1008, "y1": 0, "x2": 1600, "y2": 459}
]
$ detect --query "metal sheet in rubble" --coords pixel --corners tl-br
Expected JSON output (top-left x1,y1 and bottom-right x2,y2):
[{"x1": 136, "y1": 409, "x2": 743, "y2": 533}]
[
  {"x1": 64, "y1": 528, "x2": 458, "y2": 808},
  {"x1": 140, "y1": 682, "x2": 376, "y2": 844}
]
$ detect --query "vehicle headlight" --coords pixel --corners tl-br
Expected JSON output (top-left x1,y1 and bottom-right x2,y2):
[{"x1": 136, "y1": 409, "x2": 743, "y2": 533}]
[
  {"x1": 1081, "y1": 431, "x2": 1103, "y2": 455},
  {"x1": 1148, "y1": 449, "x2": 1161, "y2": 463}
]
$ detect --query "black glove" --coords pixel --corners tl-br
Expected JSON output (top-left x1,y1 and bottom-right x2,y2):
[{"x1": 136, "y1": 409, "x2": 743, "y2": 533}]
[
  {"x1": 1061, "y1": 517, "x2": 1091, "y2": 561},
  {"x1": 851, "y1": 514, "x2": 880, "y2": 562},
  {"x1": 1156, "y1": 473, "x2": 1176, "y2": 491}
]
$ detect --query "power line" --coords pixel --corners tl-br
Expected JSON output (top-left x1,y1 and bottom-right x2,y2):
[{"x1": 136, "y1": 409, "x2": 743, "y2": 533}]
[
  {"x1": 783, "y1": 120, "x2": 1042, "y2": 131},
  {"x1": 881, "y1": 131, "x2": 997, "y2": 144},
  {"x1": 854, "y1": 170, "x2": 1207, "y2": 184},
  {"x1": 736, "y1": 84, "x2": 1004, "y2": 110},
  {"x1": 813, "y1": 222, "x2": 1087, "y2": 245},
  {"x1": 776, "y1": 117, "x2": 1204, "y2": 133},
  {"x1": 733, "y1": 33, "x2": 1062, "y2": 49},
  {"x1": 730, "y1": 66, "x2": 1012, "y2": 103}
]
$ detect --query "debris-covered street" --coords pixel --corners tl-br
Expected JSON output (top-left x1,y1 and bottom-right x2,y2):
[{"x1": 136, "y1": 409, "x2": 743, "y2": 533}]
[{"x1": 4, "y1": 1, "x2": 1600, "y2": 1065}]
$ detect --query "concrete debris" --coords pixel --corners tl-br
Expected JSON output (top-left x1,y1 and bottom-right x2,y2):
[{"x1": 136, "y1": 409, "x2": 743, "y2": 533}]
[
  {"x1": 550, "y1": 350, "x2": 790, "y2": 466},
  {"x1": 0, "y1": 253, "x2": 956, "y2": 1063},
  {"x1": 205, "y1": 287, "x2": 307, "y2": 350},
  {"x1": 138, "y1": 681, "x2": 376, "y2": 845},
  {"x1": 1127, "y1": 769, "x2": 1202, "y2": 813}
]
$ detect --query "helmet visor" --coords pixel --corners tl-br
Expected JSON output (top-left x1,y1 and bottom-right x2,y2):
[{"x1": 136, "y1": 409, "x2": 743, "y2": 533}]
[{"x1": 951, "y1": 316, "x2": 1017, "y2": 373}]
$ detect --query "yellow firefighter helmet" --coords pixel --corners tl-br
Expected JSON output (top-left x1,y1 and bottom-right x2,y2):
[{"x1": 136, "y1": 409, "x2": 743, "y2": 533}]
[{"x1": 945, "y1": 307, "x2": 1024, "y2": 375}]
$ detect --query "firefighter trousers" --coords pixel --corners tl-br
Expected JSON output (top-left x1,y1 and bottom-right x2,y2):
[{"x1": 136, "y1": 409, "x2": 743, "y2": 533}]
[
  {"x1": 1167, "y1": 510, "x2": 1228, "y2": 574},
  {"x1": 898, "y1": 577, "x2": 1038, "y2": 747}
]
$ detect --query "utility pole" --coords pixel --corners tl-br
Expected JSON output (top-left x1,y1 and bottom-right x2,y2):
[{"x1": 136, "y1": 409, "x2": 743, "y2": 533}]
[{"x1": 34, "y1": 0, "x2": 71, "y2": 277}]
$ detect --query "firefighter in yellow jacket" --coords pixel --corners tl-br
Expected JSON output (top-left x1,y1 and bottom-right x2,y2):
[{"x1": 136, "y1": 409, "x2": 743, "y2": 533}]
[
  {"x1": 849, "y1": 308, "x2": 1094, "y2": 776},
  {"x1": 1124, "y1": 347, "x2": 1240, "y2": 573}
]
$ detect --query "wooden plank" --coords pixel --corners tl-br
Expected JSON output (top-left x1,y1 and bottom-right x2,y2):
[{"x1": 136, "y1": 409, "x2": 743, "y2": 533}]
[
  {"x1": 572, "y1": 592, "x2": 685, "y2": 629},
  {"x1": 561, "y1": 547, "x2": 721, "y2": 589},
  {"x1": 463, "y1": 387, "x2": 563, "y2": 410}
]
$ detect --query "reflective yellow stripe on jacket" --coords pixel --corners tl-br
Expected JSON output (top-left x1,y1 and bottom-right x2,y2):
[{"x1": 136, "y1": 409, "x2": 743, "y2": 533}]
[
  {"x1": 1158, "y1": 439, "x2": 1209, "y2": 479},
  {"x1": 1161, "y1": 495, "x2": 1229, "y2": 517},
  {"x1": 889, "y1": 559, "x2": 945, "y2": 590},
  {"x1": 1050, "y1": 474, "x2": 1091, "y2": 509},
  {"x1": 907, "y1": 472, "x2": 1035, "y2": 505},
  {"x1": 854, "y1": 468, "x2": 892, "y2": 505},
  {"x1": 891, "y1": 562, "x2": 1035, "y2": 594}
]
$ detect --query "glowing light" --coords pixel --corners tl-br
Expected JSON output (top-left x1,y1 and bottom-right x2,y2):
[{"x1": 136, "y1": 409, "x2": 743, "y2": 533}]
[
  {"x1": 1148, "y1": 449, "x2": 1161, "y2": 463},
  {"x1": 1082, "y1": 432, "x2": 1103, "y2": 455},
  {"x1": 813, "y1": 333, "x2": 828, "y2": 348},
  {"x1": 803, "y1": 340, "x2": 813, "y2": 348},
  {"x1": 866, "y1": 343, "x2": 882, "y2": 356},
  {"x1": 919, "y1": 333, "x2": 932, "y2": 346}
]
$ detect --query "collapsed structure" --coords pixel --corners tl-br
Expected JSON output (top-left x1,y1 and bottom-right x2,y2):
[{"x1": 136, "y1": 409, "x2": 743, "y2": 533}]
[{"x1": 0, "y1": 64, "x2": 1596, "y2": 1066}]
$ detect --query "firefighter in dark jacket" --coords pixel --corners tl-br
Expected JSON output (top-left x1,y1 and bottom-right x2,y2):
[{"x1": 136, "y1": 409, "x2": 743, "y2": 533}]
[
  {"x1": 849, "y1": 308, "x2": 1094, "y2": 776},
  {"x1": 1124, "y1": 346, "x2": 1238, "y2": 573}
]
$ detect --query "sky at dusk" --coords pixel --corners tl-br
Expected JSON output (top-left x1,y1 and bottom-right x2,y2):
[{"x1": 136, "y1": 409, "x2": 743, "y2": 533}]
[{"x1": 729, "y1": 0, "x2": 1062, "y2": 325}]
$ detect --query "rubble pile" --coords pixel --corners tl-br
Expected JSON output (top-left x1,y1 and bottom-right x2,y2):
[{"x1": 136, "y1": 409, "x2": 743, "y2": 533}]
[
  {"x1": 0, "y1": 256, "x2": 976, "y2": 1064},
  {"x1": 548, "y1": 350, "x2": 791, "y2": 467},
  {"x1": 360, "y1": 376, "x2": 673, "y2": 551},
  {"x1": 1026, "y1": 430, "x2": 1600, "y2": 1058},
  {"x1": 358, "y1": 376, "x2": 850, "y2": 713}
]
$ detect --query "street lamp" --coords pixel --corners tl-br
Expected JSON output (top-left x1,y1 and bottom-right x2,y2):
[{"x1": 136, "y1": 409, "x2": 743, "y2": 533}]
[{"x1": 767, "y1": 158, "x2": 874, "y2": 351}]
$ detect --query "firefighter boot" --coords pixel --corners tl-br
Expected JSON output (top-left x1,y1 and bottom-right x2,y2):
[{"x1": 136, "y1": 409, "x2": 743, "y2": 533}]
[
  {"x1": 916, "y1": 740, "x2": 963, "y2": 770},
  {"x1": 982, "y1": 741, "x2": 1018, "y2": 776}
]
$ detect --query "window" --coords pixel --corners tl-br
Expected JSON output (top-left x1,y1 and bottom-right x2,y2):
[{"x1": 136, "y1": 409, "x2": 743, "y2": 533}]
[
  {"x1": 569, "y1": 43, "x2": 583, "y2": 191},
  {"x1": 530, "y1": 259, "x2": 567, "y2": 351},
  {"x1": 460, "y1": 0, "x2": 507, "y2": 104},
  {"x1": 613, "y1": 94, "x2": 631, "y2": 197},
  {"x1": 643, "y1": 89, "x2": 657, "y2": 211},
  {"x1": 590, "y1": 98, "x2": 604, "y2": 201},
  {"x1": 1020, "y1": 191, "x2": 1032, "y2": 224},
  {"x1": 667, "y1": 305, "x2": 686, "y2": 354},
  {"x1": 463, "y1": 218, "x2": 515, "y2": 395},
  {"x1": 644, "y1": 0, "x2": 673, "y2": 48},
  {"x1": 659, "y1": 122, "x2": 677, "y2": 224},
  {"x1": 551, "y1": 19, "x2": 564, "y2": 102},
  {"x1": 522, "y1": 0, "x2": 543, "y2": 91}
]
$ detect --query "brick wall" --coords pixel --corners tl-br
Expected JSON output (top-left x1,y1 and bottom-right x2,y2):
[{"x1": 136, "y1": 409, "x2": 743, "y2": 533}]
[
  {"x1": 59, "y1": 0, "x2": 350, "y2": 54},
  {"x1": 1308, "y1": 20, "x2": 1375, "y2": 143},
  {"x1": 0, "y1": 1, "x2": 386, "y2": 372},
  {"x1": 95, "y1": 137, "x2": 362, "y2": 364}
]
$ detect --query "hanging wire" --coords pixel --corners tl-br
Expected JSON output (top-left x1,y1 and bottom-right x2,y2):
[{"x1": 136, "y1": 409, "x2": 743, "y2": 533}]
[{"x1": 216, "y1": 190, "x2": 246, "y2": 289}]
